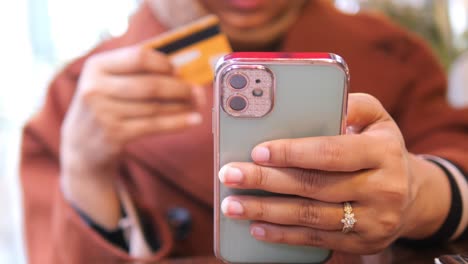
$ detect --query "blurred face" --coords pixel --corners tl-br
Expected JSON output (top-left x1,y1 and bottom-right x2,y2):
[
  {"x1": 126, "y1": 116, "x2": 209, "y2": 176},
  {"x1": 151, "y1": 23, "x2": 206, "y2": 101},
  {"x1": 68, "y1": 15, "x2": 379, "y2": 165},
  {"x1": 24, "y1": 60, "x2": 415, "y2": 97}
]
[{"x1": 198, "y1": 0, "x2": 307, "y2": 50}]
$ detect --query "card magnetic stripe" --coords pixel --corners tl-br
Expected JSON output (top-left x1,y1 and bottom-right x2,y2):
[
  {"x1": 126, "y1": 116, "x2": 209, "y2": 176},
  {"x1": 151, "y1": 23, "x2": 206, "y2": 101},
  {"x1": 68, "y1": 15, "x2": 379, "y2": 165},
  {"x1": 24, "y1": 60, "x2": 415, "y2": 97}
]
[{"x1": 155, "y1": 25, "x2": 220, "y2": 54}]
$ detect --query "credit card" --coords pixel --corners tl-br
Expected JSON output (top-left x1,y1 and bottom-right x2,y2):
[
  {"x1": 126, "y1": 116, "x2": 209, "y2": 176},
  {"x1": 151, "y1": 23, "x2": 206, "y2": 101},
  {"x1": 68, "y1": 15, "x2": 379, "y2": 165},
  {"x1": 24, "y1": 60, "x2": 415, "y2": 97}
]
[{"x1": 146, "y1": 15, "x2": 232, "y2": 85}]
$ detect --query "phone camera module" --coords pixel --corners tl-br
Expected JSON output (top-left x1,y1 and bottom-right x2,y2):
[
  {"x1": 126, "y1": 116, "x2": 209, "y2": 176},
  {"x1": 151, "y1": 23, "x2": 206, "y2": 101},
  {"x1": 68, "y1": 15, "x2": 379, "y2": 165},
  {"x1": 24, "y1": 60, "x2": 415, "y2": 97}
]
[
  {"x1": 252, "y1": 88, "x2": 263, "y2": 97},
  {"x1": 229, "y1": 74, "x2": 247, "y2": 89},
  {"x1": 221, "y1": 65, "x2": 273, "y2": 118},
  {"x1": 228, "y1": 95, "x2": 247, "y2": 111}
]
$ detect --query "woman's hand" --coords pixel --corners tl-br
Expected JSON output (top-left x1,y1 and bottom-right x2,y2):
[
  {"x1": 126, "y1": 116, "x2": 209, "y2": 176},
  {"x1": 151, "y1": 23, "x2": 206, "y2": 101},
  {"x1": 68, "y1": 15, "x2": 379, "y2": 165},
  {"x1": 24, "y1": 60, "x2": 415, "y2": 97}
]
[
  {"x1": 61, "y1": 45, "x2": 204, "y2": 229},
  {"x1": 219, "y1": 93, "x2": 451, "y2": 254}
]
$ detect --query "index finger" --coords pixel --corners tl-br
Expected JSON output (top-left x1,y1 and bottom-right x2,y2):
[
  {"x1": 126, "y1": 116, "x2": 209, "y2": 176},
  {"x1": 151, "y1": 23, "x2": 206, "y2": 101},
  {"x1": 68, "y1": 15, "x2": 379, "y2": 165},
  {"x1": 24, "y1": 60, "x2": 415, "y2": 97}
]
[
  {"x1": 251, "y1": 134, "x2": 383, "y2": 171},
  {"x1": 251, "y1": 93, "x2": 395, "y2": 171},
  {"x1": 219, "y1": 162, "x2": 361, "y2": 202},
  {"x1": 88, "y1": 45, "x2": 173, "y2": 75},
  {"x1": 103, "y1": 74, "x2": 194, "y2": 102}
]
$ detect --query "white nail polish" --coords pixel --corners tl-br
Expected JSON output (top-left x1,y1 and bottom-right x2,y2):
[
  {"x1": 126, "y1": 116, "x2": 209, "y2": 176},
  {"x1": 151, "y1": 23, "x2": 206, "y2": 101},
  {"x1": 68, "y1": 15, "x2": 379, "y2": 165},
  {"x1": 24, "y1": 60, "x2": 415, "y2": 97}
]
[
  {"x1": 251, "y1": 226, "x2": 266, "y2": 237},
  {"x1": 221, "y1": 198, "x2": 229, "y2": 214},
  {"x1": 187, "y1": 113, "x2": 202, "y2": 125},
  {"x1": 218, "y1": 165, "x2": 228, "y2": 183}
]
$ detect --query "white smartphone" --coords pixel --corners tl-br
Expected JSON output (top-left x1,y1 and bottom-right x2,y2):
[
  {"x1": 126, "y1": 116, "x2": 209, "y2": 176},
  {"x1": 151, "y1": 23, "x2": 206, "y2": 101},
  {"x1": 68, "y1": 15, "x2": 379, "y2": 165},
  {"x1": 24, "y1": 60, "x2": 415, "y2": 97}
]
[{"x1": 213, "y1": 52, "x2": 349, "y2": 263}]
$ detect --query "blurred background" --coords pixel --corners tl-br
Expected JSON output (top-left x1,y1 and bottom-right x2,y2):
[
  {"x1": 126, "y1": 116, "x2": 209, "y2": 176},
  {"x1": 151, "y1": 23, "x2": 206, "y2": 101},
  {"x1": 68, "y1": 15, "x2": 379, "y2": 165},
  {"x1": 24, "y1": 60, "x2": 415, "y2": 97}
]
[{"x1": 0, "y1": 0, "x2": 466, "y2": 263}]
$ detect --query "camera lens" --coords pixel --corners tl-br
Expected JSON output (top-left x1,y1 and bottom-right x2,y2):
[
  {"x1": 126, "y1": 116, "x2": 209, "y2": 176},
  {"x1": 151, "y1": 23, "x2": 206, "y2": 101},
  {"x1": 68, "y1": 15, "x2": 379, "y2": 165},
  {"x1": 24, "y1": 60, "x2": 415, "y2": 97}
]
[
  {"x1": 229, "y1": 74, "x2": 247, "y2": 89},
  {"x1": 229, "y1": 96, "x2": 247, "y2": 111}
]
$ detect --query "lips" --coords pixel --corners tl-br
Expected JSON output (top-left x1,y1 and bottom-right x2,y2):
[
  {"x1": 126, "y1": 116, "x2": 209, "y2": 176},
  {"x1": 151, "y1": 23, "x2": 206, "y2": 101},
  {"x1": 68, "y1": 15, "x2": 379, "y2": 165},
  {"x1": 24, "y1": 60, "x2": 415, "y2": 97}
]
[{"x1": 226, "y1": 0, "x2": 267, "y2": 11}]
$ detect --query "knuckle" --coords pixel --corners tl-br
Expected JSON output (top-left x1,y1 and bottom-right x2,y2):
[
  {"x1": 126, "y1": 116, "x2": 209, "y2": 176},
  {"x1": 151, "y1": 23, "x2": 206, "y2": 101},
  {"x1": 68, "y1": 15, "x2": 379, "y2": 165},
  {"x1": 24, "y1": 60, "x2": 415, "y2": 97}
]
[
  {"x1": 77, "y1": 76, "x2": 105, "y2": 102},
  {"x1": 274, "y1": 230, "x2": 287, "y2": 244},
  {"x1": 84, "y1": 54, "x2": 102, "y2": 70},
  {"x1": 297, "y1": 201, "x2": 321, "y2": 227},
  {"x1": 253, "y1": 165, "x2": 269, "y2": 188},
  {"x1": 80, "y1": 88, "x2": 101, "y2": 105},
  {"x1": 152, "y1": 117, "x2": 172, "y2": 131},
  {"x1": 377, "y1": 213, "x2": 401, "y2": 238},
  {"x1": 319, "y1": 139, "x2": 343, "y2": 168},
  {"x1": 382, "y1": 183, "x2": 408, "y2": 206},
  {"x1": 384, "y1": 135, "x2": 405, "y2": 159},
  {"x1": 295, "y1": 169, "x2": 323, "y2": 196},
  {"x1": 102, "y1": 119, "x2": 123, "y2": 142},
  {"x1": 136, "y1": 86, "x2": 154, "y2": 99},
  {"x1": 132, "y1": 46, "x2": 150, "y2": 67},
  {"x1": 304, "y1": 229, "x2": 325, "y2": 247},
  {"x1": 277, "y1": 140, "x2": 294, "y2": 165},
  {"x1": 254, "y1": 200, "x2": 269, "y2": 219},
  {"x1": 148, "y1": 103, "x2": 161, "y2": 115},
  {"x1": 174, "y1": 80, "x2": 190, "y2": 92},
  {"x1": 181, "y1": 84, "x2": 193, "y2": 99},
  {"x1": 97, "y1": 121, "x2": 124, "y2": 147}
]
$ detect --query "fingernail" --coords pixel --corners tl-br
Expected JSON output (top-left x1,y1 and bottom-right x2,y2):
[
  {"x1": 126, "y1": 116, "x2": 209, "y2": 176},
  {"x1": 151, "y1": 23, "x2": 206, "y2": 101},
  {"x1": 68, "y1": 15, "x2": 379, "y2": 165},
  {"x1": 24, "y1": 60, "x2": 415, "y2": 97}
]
[
  {"x1": 252, "y1": 146, "x2": 270, "y2": 162},
  {"x1": 187, "y1": 113, "x2": 202, "y2": 125},
  {"x1": 219, "y1": 166, "x2": 243, "y2": 184},
  {"x1": 346, "y1": 125, "x2": 359, "y2": 134},
  {"x1": 221, "y1": 199, "x2": 244, "y2": 215},
  {"x1": 251, "y1": 226, "x2": 266, "y2": 238}
]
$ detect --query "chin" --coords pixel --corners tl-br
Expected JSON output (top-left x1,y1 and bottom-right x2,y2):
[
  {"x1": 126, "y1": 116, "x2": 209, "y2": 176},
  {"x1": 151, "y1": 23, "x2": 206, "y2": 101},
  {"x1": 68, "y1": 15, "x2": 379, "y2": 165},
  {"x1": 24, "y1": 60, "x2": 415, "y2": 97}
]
[
  {"x1": 225, "y1": 28, "x2": 279, "y2": 51},
  {"x1": 220, "y1": 11, "x2": 271, "y2": 30}
]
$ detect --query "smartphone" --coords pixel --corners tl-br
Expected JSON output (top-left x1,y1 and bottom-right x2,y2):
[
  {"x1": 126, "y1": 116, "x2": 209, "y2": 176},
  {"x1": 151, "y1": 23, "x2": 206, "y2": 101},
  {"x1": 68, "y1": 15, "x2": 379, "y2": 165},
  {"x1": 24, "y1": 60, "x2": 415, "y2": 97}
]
[{"x1": 213, "y1": 52, "x2": 349, "y2": 263}]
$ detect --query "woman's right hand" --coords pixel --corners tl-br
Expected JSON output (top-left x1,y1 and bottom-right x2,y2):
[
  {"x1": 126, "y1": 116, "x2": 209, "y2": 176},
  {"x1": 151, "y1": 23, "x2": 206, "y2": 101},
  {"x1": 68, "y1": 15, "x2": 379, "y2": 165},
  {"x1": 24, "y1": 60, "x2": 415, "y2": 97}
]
[{"x1": 60, "y1": 45, "x2": 204, "y2": 229}]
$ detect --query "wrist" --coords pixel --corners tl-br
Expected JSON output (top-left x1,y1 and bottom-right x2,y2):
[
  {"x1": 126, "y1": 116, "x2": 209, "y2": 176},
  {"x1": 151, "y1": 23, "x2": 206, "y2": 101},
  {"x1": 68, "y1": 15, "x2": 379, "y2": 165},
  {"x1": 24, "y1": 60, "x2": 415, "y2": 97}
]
[
  {"x1": 60, "y1": 159, "x2": 122, "y2": 230},
  {"x1": 400, "y1": 154, "x2": 451, "y2": 239}
]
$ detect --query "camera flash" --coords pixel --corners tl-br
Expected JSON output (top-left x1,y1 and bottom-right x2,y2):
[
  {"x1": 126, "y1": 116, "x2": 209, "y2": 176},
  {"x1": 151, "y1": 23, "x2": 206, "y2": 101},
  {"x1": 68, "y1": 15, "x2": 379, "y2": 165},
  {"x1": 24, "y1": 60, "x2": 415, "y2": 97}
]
[{"x1": 252, "y1": 88, "x2": 263, "y2": 97}]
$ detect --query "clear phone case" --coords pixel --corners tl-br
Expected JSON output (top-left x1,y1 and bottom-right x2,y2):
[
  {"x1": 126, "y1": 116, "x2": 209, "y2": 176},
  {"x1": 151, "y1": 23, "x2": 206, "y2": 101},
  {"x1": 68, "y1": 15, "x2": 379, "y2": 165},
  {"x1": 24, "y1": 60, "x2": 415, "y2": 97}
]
[{"x1": 213, "y1": 53, "x2": 349, "y2": 263}]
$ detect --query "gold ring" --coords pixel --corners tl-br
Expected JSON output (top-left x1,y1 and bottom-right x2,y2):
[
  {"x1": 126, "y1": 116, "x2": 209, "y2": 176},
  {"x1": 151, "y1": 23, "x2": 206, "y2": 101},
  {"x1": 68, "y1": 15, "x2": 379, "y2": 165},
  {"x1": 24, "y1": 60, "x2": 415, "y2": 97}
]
[{"x1": 341, "y1": 202, "x2": 356, "y2": 233}]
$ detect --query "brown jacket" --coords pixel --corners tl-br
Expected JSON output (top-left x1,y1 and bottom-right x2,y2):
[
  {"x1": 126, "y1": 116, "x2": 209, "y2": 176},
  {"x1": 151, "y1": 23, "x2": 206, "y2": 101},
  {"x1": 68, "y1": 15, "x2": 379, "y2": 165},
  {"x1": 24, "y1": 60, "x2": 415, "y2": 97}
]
[{"x1": 20, "y1": 1, "x2": 468, "y2": 263}]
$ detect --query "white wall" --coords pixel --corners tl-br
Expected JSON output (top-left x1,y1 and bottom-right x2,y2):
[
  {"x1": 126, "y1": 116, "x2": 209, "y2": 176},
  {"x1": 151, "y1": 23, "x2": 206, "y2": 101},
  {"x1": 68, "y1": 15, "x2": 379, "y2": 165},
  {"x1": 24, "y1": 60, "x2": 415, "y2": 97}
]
[{"x1": 0, "y1": 0, "x2": 137, "y2": 263}]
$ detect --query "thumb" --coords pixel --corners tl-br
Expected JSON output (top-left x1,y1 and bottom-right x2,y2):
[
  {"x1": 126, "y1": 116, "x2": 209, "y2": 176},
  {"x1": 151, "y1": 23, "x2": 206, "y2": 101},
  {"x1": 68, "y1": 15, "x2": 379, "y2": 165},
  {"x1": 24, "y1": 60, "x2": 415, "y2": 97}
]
[{"x1": 346, "y1": 93, "x2": 392, "y2": 134}]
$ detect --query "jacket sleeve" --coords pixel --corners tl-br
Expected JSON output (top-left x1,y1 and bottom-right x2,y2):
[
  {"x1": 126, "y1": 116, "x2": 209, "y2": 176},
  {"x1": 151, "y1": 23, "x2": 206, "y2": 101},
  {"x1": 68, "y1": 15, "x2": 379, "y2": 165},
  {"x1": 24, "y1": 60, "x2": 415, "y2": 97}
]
[
  {"x1": 19, "y1": 2, "x2": 178, "y2": 260},
  {"x1": 395, "y1": 36, "x2": 468, "y2": 169},
  {"x1": 20, "y1": 67, "x2": 174, "y2": 263},
  {"x1": 393, "y1": 34, "x2": 468, "y2": 240}
]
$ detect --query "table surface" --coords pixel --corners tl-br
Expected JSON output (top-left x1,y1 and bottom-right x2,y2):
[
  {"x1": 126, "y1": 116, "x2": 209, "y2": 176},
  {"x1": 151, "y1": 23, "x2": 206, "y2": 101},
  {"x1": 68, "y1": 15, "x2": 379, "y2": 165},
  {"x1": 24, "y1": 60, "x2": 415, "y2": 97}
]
[{"x1": 160, "y1": 239, "x2": 468, "y2": 264}]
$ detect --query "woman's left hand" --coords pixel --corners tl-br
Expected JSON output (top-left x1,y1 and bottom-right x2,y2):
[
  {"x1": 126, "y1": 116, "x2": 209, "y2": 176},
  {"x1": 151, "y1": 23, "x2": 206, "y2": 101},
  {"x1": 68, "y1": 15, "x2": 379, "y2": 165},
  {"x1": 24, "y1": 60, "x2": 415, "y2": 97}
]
[{"x1": 219, "y1": 93, "x2": 451, "y2": 254}]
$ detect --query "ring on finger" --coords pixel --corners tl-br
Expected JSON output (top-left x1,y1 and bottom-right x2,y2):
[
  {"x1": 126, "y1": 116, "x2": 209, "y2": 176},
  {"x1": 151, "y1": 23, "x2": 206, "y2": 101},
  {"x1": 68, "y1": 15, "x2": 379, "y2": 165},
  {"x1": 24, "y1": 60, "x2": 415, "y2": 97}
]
[{"x1": 341, "y1": 202, "x2": 357, "y2": 233}]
